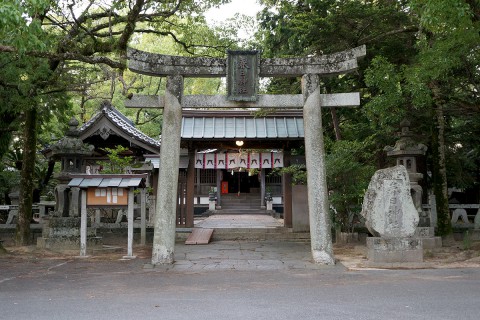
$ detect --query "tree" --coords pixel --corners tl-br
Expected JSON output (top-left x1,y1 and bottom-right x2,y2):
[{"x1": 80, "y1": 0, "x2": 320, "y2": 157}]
[
  {"x1": 97, "y1": 146, "x2": 135, "y2": 174},
  {"x1": 0, "y1": 0, "x2": 237, "y2": 245},
  {"x1": 366, "y1": 0, "x2": 480, "y2": 236},
  {"x1": 257, "y1": 0, "x2": 480, "y2": 237}
]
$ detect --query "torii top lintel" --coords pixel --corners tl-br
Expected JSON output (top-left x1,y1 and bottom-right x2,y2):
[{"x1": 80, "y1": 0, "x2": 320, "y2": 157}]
[{"x1": 126, "y1": 45, "x2": 366, "y2": 78}]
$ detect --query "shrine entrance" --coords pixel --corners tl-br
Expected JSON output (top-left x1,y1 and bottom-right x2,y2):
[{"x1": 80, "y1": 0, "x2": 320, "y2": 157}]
[
  {"x1": 222, "y1": 170, "x2": 257, "y2": 194},
  {"x1": 126, "y1": 45, "x2": 366, "y2": 265}
]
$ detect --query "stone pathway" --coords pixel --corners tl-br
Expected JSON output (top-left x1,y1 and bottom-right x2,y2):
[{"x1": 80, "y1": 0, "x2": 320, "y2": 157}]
[
  {"x1": 195, "y1": 214, "x2": 284, "y2": 229},
  {"x1": 148, "y1": 240, "x2": 337, "y2": 272}
]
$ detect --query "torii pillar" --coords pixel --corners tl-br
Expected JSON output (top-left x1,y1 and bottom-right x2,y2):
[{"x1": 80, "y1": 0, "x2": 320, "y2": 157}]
[
  {"x1": 151, "y1": 76, "x2": 184, "y2": 264},
  {"x1": 302, "y1": 74, "x2": 334, "y2": 264}
]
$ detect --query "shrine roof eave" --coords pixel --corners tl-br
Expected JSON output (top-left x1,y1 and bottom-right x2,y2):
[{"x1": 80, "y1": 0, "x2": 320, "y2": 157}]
[
  {"x1": 180, "y1": 139, "x2": 304, "y2": 151},
  {"x1": 181, "y1": 113, "x2": 305, "y2": 141},
  {"x1": 78, "y1": 102, "x2": 160, "y2": 154},
  {"x1": 68, "y1": 174, "x2": 148, "y2": 188}
]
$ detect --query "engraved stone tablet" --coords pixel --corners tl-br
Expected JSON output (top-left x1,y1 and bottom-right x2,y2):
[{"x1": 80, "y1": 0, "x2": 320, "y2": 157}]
[
  {"x1": 226, "y1": 50, "x2": 259, "y2": 101},
  {"x1": 360, "y1": 165, "x2": 419, "y2": 238}
]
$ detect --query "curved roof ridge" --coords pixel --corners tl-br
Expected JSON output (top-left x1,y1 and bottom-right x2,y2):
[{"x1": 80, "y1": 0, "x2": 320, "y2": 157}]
[{"x1": 79, "y1": 101, "x2": 160, "y2": 148}]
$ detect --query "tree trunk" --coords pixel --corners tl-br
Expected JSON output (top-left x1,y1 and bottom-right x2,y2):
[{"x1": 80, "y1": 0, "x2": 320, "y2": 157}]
[
  {"x1": 15, "y1": 108, "x2": 38, "y2": 245},
  {"x1": 330, "y1": 107, "x2": 342, "y2": 141},
  {"x1": 431, "y1": 97, "x2": 452, "y2": 236}
]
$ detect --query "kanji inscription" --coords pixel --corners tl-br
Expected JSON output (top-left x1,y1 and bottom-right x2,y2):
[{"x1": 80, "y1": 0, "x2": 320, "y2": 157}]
[{"x1": 227, "y1": 50, "x2": 259, "y2": 101}]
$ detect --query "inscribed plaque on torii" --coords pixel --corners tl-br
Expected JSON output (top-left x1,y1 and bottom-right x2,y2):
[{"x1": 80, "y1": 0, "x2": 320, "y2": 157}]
[{"x1": 226, "y1": 50, "x2": 260, "y2": 101}]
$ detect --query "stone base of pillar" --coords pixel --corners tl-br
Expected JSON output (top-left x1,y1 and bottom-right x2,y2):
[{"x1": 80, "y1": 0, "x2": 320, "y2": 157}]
[
  {"x1": 152, "y1": 247, "x2": 174, "y2": 265},
  {"x1": 415, "y1": 227, "x2": 442, "y2": 249},
  {"x1": 311, "y1": 250, "x2": 335, "y2": 265},
  {"x1": 471, "y1": 229, "x2": 480, "y2": 241},
  {"x1": 367, "y1": 237, "x2": 423, "y2": 263},
  {"x1": 266, "y1": 201, "x2": 273, "y2": 211},
  {"x1": 208, "y1": 201, "x2": 216, "y2": 211},
  {"x1": 37, "y1": 217, "x2": 102, "y2": 250}
]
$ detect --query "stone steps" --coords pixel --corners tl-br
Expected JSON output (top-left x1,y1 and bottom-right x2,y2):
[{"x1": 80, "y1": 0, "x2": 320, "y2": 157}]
[
  {"x1": 220, "y1": 194, "x2": 263, "y2": 212},
  {"x1": 210, "y1": 228, "x2": 311, "y2": 241},
  {"x1": 215, "y1": 209, "x2": 269, "y2": 215}
]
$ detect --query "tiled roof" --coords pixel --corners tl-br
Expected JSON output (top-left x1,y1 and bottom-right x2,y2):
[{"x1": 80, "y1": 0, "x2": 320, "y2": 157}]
[
  {"x1": 181, "y1": 114, "x2": 304, "y2": 139},
  {"x1": 68, "y1": 174, "x2": 147, "y2": 188},
  {"x1": 79, "y1": 101, "x2": 160, "y2": 148}
]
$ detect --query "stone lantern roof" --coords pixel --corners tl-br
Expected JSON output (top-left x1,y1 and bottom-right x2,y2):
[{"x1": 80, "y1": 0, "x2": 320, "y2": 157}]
[
  {"x1": 384, "y1": 119, "x2": 427, "y2": 157},
  {"x1": 50, "y1": 117, "x2": 94, "y2": 158}
]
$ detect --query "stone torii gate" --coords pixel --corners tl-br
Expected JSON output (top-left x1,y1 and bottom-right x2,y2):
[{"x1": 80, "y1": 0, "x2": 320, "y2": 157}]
[{"x1": 126, "y1": 46, "x2": 366, "y2": 265}]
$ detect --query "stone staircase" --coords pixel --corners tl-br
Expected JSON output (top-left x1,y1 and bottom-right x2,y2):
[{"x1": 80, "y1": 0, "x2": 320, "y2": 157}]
[
  {"x1": 218, "y1": 193, "x2": 266, "y2": 215},
  {"x1": 194, "y1": 193, "x2": 311, "y2": 241},
  {"x1": 211, "y1": 228, "x2": 311, "y2": 242}
]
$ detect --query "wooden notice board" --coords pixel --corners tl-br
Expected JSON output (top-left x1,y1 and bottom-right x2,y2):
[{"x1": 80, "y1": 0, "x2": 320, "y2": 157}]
[{"x1": 87, "y1": 187, "x2": 128, "y2": 206}]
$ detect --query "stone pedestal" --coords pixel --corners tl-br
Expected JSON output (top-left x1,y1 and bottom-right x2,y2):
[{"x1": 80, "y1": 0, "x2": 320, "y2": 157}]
[
  {"x1": 208, "y1": 200, "x2": 216, "y2": 211},
  {"x1": 37, "y1": 217, "x2": 101, "y2": 250},
  {"x1": 266, "y1": 200, "x2": 273, "y2": 211},
  {"x1": 336, "y1": 231, "x2": 360, "y2": 244},
  {"x1": 415, "y1": 227, "x2": 442, "y2": 249},
  {"x1": 471, "y1": 229, "x2": 480, "y2": 241},
  {"x1": 367, "y1": 237, "x2": 423, "y2": 263}
]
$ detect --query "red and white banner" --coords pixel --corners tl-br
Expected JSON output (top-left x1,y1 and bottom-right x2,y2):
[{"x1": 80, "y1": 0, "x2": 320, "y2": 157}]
[{"x1": 195, "y1": 152, "x2": 283, "y2": 169}]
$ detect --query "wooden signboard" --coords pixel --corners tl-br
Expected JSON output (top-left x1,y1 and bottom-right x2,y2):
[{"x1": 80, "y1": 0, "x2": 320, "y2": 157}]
[{"x1": 87, "y1": 187, "x2": 128, "y2": 206}]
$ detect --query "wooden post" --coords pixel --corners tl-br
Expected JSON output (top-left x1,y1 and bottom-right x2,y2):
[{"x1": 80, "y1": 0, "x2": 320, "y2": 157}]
[
  {"x1": 185, "y1": 148, "x2": 195, "y2": 227},
  {"x1": 260, "y1": 169, "x2": 266, "y2": 208},
  {"x1": 80, "y1": 189, "x2": 87, "y2": 257},
  {"x1": 140, "y1": 188, "x2": 146, "y2": 246},
  {"x1": 282, "y1": 151, "x2": 292, "y2": 228},
  {"x1": 216, "y1": 169, "x2": 222, "y2": 208},
  {"x1": 125, "y1": 187, "x2": 135, "y2": 258}
]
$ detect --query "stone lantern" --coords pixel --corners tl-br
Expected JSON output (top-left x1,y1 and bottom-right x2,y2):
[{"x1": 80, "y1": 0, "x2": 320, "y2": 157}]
[
  {"x1": 384, "y1": 119, "x2": 427, "y2": 224},
  {"x1": 50, "y1": 117, "x2": 94, "y2": 217}
]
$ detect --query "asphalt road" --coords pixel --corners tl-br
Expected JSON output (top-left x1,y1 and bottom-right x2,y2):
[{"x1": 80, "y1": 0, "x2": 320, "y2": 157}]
[{"x1": 1, "y1": 256, "x2": 479, "y2": 320}]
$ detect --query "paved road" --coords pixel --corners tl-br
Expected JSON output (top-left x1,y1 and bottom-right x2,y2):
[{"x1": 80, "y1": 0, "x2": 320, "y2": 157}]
[{"x1": 1, "y1": 242, "x2": 479, "y2": 320}]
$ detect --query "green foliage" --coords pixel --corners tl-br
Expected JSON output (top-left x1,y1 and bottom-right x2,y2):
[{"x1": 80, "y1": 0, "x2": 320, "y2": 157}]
[
  {"x1": 0, "y1": 166, "x2": 20, "y2": 202},
  {"x1": 463, "y1": 230, "x2": 472, "y2": 250},
  {"x1": 96, "y1": 146, "x2": 135, "y2": 174},
  {"x1": 326, "y1": 140, "x2": 375, "y2": 232},
  {"x1": 271, "y1": 164, "x2": 308, "y2": 185}
]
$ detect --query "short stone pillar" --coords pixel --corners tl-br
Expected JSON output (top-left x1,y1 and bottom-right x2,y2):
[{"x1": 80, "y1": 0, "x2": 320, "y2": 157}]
[
  {"x1": 414, "y1": 227, "x2": 442, "y2": 249},
  {"x1": 208, "y1": 191, "x2": 216, "y2": 211},
  {"x1": 265, "y1": 192, "x2": 273, "y2": 211},
  {"x1": 5, "y1": 191, "x2": 19, "y2": 224},
  {"x1": 266, "y1": 200, "x2": 273, "y2": 211},
  {"x1": 361, "y1": 166, "x2": 423, "y2": 263}
]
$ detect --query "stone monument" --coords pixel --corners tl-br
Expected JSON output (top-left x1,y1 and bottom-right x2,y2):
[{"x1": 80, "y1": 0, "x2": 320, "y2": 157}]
[
  {"x1": 361, "y1": 165, "x2": 423, "y2": 263},
  {"x1": 384, "y1": 119, "x2": 441, "y2": 248}
]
